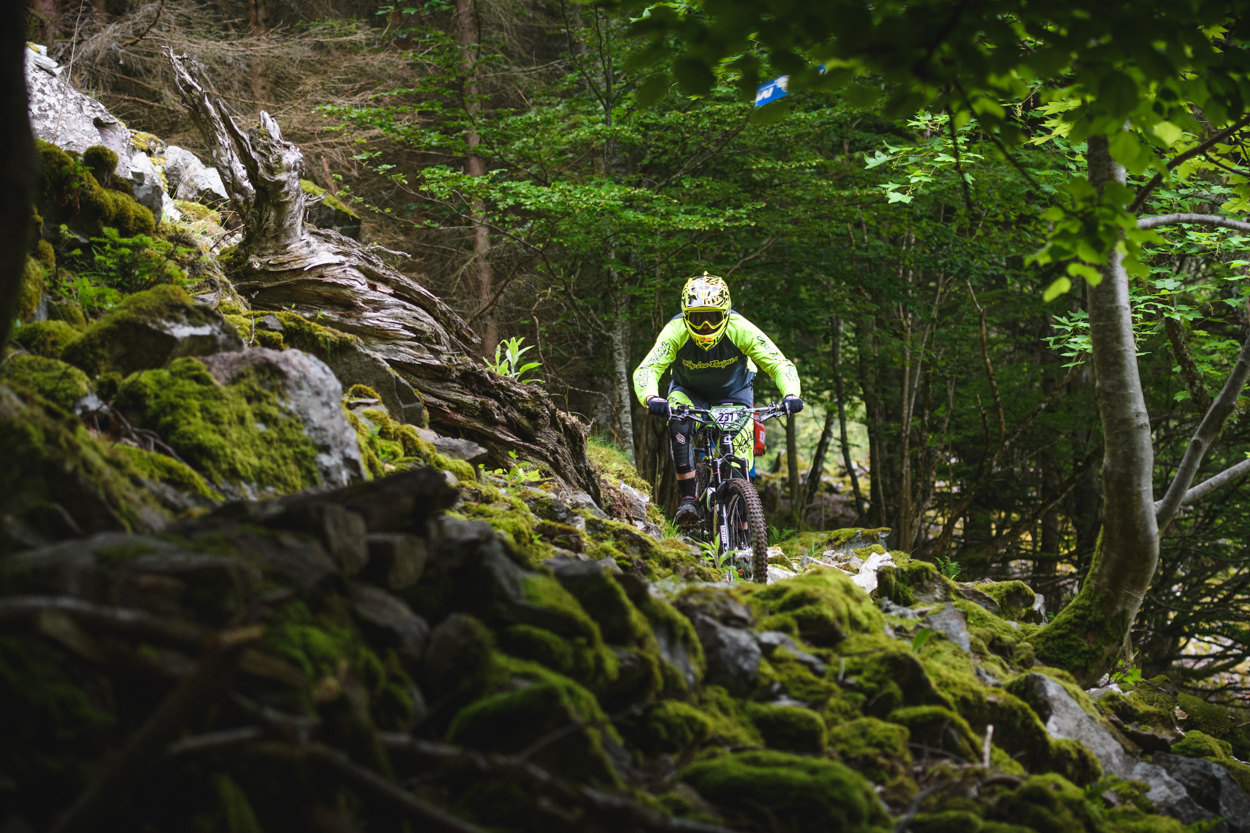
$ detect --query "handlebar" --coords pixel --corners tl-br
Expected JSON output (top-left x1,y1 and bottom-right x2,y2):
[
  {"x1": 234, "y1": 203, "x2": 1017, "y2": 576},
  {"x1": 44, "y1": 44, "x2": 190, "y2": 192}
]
[{"x1": 666, "y1": 402, "x2": 788, "y2": 423}]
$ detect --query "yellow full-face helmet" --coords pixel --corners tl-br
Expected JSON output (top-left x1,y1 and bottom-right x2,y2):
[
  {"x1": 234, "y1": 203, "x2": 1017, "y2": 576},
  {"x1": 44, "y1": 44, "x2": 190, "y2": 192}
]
[{"x1": 682, "y1": 272, "x2": 731, "y2": 350}]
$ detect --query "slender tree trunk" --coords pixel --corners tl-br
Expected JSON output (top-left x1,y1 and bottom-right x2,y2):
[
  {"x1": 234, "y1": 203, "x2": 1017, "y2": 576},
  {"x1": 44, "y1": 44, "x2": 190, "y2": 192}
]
[
  {"x1": 1030, "y1": 135, "x2": 1160, "y2": 684},
  {"x1": 831, "y1": 318, "x2": 865, "y2": 524},
  {"x1": 456, "y1": 0, "x2": 497, "y2": 356},
  {"x1": 0, "y1": 3, "x2": 35, "y2": 356},
  {"x1": 609, "y1": 285, "x2": 636, "y2": 463},
  {"x1": 803, "y1": 406, "x2": 835, "y2": 520},
  {"x1": 857, "y1": 317, "x2": 886, "y2": 527}
]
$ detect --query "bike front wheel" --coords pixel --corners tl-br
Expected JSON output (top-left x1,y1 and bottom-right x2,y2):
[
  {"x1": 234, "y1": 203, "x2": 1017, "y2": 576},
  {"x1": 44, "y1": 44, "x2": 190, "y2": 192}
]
[{"x1": 719, "y1": 478, "x2": 769, "y2": 583}]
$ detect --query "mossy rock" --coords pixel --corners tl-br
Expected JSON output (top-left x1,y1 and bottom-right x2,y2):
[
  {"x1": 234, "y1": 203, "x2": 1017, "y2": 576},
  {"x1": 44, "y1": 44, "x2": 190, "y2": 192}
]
[
  {"x1": 12, "y1": 320, "x2": 81, "y2": 359},
  {"x1": 111, "y1": 445, "x2": 221, "y2": 502},
  {"x1": 828, "y1": 717, "x2": 913, "y2": 783},
  {"x1": 447, "y1": 656, "x2": 625, "y2": 789},
  {"x1": 971, "y1": 580, "x2": 1036, "y2": 621},
  {"x1": 0, "y1": 355, "x2": 92, "y2": 412},
  {"x1": 112, "y1": 356, "x2": 323, "y2": 497},
  {"x1": 46, "y1": 300, "x2": 87, "y2": 329},
  {"x1": 888, "y1": 705, "x2": 980, "y2": 761},
  {"x1": 695, "y1": 685, "x2": 764, "y2": 747},
  {"x1": 746, "y1": 702, "x2": 828, "y2": 754},
  {"x1": 82, "y1": 146, "x2": 119, "y2": 187},
  {"x1": 34, "y1": 238, "x2": 56, "y2": 271},
  {"x1": 1176, "y1": 692, "x2": 1241, "y2": 742},
  {"x1": 680, "y1": 749, "x2": 891, "y2": 833},
  {"x1": 877, "y1": 559, "x2": 953, "y2": 606},
  {"x1": 1171, "y1": 730, "x2": 1250, "y2": 794},
  {"x1": 839, "y1": 633, "x2": 952, "y2": 717},
  {"x1": 742, "y1": 567, "x2": 884, "y2": 647},
  {"x1": 0, "y1": 385, "x2": 166, "y2": 552},
  {"x1": 621, "y1": 700, "x2": 714, "y2": 756},
  {"x1": 62, "y1": 285, "x2": 242, "y2": 377},
  {"x1": 19, "y1": 256, "x2": 44, "y2": 321},
  {"x1": 35, "y1": 140, "x2": 154, "y2": 239}
]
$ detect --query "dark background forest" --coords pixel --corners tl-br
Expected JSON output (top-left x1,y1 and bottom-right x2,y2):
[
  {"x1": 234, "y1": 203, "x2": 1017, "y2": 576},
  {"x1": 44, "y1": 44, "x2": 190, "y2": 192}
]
[{"x1": 23, "y1": 0, "x2": 1250, "y2": 691}]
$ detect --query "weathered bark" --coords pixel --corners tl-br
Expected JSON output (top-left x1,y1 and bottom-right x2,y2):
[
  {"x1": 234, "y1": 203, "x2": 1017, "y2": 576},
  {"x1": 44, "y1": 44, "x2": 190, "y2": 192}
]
[
  {"x1": 0, "y1": 2, "x2": 35, "y2": 357},
  {"x1": 1030, "y1": 136, "x2": 1159, "y2": 684},
  {"x1": 168, "y1": 53, "x2": 599, "y2": 500},
  {"x1": 456, "y1": 0, "x2": 497, "y2": 355},
  {"x1": 609, "y1": 288, "x2": 636, "y2": 464},
  {"x1": 786, "y1": 412, "x2": 800, "y2": 525}
]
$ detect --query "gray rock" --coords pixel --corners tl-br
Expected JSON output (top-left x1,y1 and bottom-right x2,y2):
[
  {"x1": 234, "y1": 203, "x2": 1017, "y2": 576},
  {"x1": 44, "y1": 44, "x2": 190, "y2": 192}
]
[
  {"x1": 675, "y1": 586, "x2": 754, "y2": 628},
  {"x1": 1009, "y1": 673, "x2": 1136, "y2": 777},
  {"x1": 415, "y1": 427, "x2": 487, "y2": 464},
  {"x1": 618, "y1": 482, "x2": 651, "y2": 521},
  {"x1": 755, "y1": 630, "x2": 827, "y2": 676},
  {"x1": 924, "y1": 603, "x2": 971, "y2": 654},
  {"x1": 632, "y1": 518, "x2": 664, "y2": 539},
  {"x1": 1024, "y1": 592, "x2": 1048, "y2": 624},
  {"x1": 363, "y1": 533, "x2": 427, "y2": 590},
  {"x1": 955, "y1": 584, "x2": 1000, "y2": 615},
  {"x1": 821, "y1": 529, "x2": 888, "y2": 560},
  {"x1": 651, "y1": 612, "x2": 699, "y2": 689},
  {"x1": 319, "y1": 343, "x2": 426, "y2": 427},
  {"x1": 83, "y1": 302, "x2": 244, "y2": 376},
  {"x1": 879, "y1": 598, "x2": 921, "y2": 620},
  {"x1": 351, "y1": 583, "x2": 429, "y2": 660},
  {"x1": 164, "y1": 145, "x2": 229, "y2": 205},
  {"x1": 692, "y1": 613, "x2": 761, "y2": 696},
  {"x1": 200, "y1": 348, "x2": 364, "y2": 489},
  {"x1": 1152, "y1": 752, "x2": 1250, "y2": 832},
  {"x1": 26, "y1": 45, "x2": 131, "y2": 179},
  {"x1": 262, "y1": 501, "x2": 368, "y2": 576},
  {"x1": 559, "y1": 489, "x2": 608, "y2": 519},
  {"x1": 129, "y1": 152, "x2": 170, "y2": 222}
]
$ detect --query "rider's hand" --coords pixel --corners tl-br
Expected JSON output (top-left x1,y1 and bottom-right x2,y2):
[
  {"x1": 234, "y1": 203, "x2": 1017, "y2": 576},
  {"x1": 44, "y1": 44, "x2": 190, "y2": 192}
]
[
  {"x1": 783, "y1": 394, "x2": 805, "y2": 416},
  {"x1": 647, "y1": 396, "x2": 671, "y2": 418}
]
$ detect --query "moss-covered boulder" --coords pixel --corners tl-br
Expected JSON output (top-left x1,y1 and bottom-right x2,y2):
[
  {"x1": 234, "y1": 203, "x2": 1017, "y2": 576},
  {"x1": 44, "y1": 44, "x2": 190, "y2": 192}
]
[
  {"x1": 35, "y1": 140, "x2": 154, "y2": 240},
  {"x1": 0, "y1": 385, "x2": 166, "y2": 553},
  {"x1": 301, "y1": 179, "x2": 362, "y2": 239},
  {"x1": 13, "y1": 320, "x2": 82, "y2": 359},
  {"x1": 62, "y1": 285, "x2": 243, "y2": 377},
  {"x1": 680, "y1": 750, "x2": 891, "y2": 833},
  {"x1": 19, "y1": 256, "x2": 44, "y2": 322},
  {"x1": 111, "y1": 355, "x2": 338, "y2": 498},
  {"x1": 742, "y1": 567, "x2": 885, "y2": 646},
  {"x1": 447, "y1": 656, "x2": 625, "y2": 788},
  {"x1": 0, "y1": 355, "x2": 93, "y2": 412}
]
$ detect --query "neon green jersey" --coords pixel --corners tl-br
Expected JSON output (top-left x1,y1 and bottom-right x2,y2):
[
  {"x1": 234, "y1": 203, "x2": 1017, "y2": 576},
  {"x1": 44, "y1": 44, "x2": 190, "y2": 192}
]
[{"x1": 633, "y1": 312, "x2": 801, "y2": 405}]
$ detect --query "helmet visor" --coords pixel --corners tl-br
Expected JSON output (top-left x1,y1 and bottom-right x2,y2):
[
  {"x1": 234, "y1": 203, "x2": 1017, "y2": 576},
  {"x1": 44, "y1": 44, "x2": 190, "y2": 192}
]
[{"x1": 686, "y1": 309, "x2": 725, "y2": 332}]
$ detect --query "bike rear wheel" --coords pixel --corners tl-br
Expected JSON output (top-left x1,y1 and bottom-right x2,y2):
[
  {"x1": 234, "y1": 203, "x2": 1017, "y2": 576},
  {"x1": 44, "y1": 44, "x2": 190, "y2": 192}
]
[{"x1": 719, "y1": 478, "x2": 769, "y2": 583}]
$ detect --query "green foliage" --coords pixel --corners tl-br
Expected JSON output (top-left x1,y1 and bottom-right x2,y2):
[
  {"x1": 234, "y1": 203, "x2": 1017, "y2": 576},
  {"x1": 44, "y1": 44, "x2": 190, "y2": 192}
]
[
  {"x1": 489, "y1": 449, "x2": 544, "y2": 484},
  {"x1": 487, "y1": 336, "x2": 543, "y2": 384},
  {"x1": 934, "y1": 554, "x2": 961, "y2": 581}
]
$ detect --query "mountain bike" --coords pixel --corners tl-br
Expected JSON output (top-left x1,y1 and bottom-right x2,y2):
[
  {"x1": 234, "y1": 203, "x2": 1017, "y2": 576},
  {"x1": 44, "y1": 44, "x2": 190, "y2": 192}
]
[{"x1": 668, "y1": 403, "x2": 787, "y2": 583}]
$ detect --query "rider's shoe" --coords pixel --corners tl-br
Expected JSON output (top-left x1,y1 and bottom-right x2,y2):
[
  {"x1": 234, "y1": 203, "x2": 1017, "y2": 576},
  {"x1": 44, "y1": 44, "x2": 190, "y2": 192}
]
[{"x1": 674, "y1": 496, "x2": 700, "y2": 528}]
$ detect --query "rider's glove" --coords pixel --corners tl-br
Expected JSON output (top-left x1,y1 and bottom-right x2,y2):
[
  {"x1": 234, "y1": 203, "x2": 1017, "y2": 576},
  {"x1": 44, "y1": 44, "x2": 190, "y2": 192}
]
[
  {"x1": 647, "y1": 396, "x2": 671, "y2": 418},
  {"x1": 783, "y1": 394, "x2": 805, "y2": 416}
]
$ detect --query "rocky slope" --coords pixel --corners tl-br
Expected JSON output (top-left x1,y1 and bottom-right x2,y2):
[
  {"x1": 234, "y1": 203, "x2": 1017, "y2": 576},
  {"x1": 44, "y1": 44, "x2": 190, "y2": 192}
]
[{"x1": 4, "y1": 43, "x2": 1250, "y2": 833}]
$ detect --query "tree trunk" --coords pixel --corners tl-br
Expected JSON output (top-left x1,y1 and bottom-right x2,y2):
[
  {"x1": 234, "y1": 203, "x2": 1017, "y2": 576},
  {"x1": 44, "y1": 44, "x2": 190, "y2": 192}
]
[
  {"x1": 802, "y1": 406, "x2": 836, "y2": 522},
  {"x1": 832, "y1": 318, "x2": 865, "y2": 524},
  {"x1": 169, "y1": 53, "x2": 599, "y2": 501},
  {"x1": 1029, "y1": 135, "x2": 1159, "y2": 684},
  {"x1": 608, "y1": 288, "x2": 636, "y2": 463},
  {"x1": 857, "y1": 317, "x2": 886, "y2": 527},
  {"x1": 786, "y1": 412, "x2": 800, "y2": 526},
  {"x1": 456, "y1": 0, "x2": 497, "y2": 356},
  {"x1": 31, "y1": 0, "x2": 60, "y2": 44},
  {"x1": 0, "y1": 3, "x2": 35, "y2": 357}
]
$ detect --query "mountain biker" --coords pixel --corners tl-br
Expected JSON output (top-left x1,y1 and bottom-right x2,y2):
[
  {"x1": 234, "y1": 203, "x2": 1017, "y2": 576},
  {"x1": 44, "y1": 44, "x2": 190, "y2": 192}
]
[{"x1": 634, "y1": 272, "x2": 804, "y2": 528}]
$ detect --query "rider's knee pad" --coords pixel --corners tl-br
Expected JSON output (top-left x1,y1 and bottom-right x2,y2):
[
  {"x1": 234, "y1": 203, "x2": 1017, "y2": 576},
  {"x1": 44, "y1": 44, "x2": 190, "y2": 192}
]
[{"x1": 668, "y1": 418, "x2": 695, "y2": 473}]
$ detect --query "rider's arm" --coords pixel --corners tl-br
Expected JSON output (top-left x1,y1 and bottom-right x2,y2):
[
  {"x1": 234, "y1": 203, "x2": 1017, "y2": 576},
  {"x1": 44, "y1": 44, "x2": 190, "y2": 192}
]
[
  {"x1": 633, "y1": 318, "x2": 688, "y2": 405},
  {"x1": 727, "y1": 314, "x2": 801, "y2": 398}
]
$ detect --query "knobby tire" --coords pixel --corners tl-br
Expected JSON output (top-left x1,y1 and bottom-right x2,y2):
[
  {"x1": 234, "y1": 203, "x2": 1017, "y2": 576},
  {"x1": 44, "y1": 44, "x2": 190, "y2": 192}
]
[{"x1": 720, "y1": 478, "x2": 768, "y2": 583}]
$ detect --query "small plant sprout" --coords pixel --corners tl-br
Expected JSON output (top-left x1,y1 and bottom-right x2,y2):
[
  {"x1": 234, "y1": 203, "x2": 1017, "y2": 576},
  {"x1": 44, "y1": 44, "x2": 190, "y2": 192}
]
[{"x1": 488, "y1": 336, "x2": 544, "y2": 384}]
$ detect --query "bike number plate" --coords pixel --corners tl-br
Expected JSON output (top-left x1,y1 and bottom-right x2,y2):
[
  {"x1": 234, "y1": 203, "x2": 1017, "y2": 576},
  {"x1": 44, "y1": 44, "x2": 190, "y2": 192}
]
[{"x1": 710, "y1": 406, "x2": 746, "y2": 432}]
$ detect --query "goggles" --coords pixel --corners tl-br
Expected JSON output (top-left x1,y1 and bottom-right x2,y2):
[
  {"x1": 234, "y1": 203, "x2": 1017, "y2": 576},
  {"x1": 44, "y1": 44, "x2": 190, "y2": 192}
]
[{"x1": 685, "y1": 309, "x2": 725, "y2": 331}]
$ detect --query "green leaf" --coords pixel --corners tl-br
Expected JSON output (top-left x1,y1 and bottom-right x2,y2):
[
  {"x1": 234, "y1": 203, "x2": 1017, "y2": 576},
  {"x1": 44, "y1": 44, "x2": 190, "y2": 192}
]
[
  {"x1": 1043, "y1": 276, "x2": 1072, "y2": 302},
  {"x1": 634, "y1": 74, "x2": 671, "y2": 108},
  {"x1": 749, "y1": 98, "x2": 792, "y2": 125},
  {"x1": 844, "y1": 83, "x2": 881, "y2": 108},
  {"x1": 911, "y1": 628, "x2": 934, "y2": 652},
  {"x1": 1067, "y1": 262, "x2": 1103, "y2": 285},
  {"x1": 673, "y1": 56, "x2": 715, "y2": 96}
]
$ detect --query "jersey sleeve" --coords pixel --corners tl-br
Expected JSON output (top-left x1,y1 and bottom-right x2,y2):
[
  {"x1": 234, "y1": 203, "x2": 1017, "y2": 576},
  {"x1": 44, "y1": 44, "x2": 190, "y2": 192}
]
[
  {"x1": 727, "y1": 314, "x2": 801, "y2": 398},
  {"x1": 633, "y1": 318, "x2": 688, "y2": 405}
]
